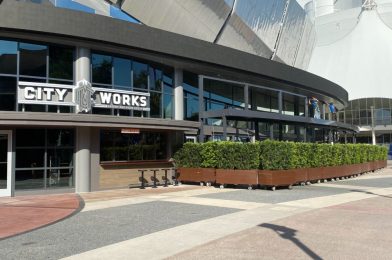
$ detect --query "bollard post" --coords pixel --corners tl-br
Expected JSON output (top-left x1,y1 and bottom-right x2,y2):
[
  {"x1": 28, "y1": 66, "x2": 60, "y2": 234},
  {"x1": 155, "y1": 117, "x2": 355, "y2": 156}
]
[
  {"x1": 150, "y1": 169, "x2": 159, "y2": 188},
  {"x1": 138, "y1": 169, "x2": 146, "y2": 189}
]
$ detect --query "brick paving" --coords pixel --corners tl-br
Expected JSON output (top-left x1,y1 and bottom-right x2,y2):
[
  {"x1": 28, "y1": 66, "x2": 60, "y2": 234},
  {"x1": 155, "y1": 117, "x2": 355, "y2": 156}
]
[{"x1": 0, "y1": 194, "x2": 81, "y2": 239}]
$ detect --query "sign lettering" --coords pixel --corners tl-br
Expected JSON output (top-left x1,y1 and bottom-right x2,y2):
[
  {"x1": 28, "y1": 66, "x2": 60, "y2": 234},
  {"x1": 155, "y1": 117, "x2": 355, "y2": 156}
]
[{"x1": 18, "y1": 80, "x2": 150, "y2": 113}]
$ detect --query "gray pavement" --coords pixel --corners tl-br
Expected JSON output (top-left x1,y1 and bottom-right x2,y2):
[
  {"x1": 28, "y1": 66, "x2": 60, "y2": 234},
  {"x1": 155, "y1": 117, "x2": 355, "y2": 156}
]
[
  {"x1": 1, "y1": 166, "x2": 392, "y2": 260},
  {"x1": 0, "y1": 201, "x2": 238, "y2": 260},
  {"x1": 332, "y1": 177, "x2": 392, "y2": 188},
  {"x1": 197, "y1": 185, "x2": 350, "y2": 204}
]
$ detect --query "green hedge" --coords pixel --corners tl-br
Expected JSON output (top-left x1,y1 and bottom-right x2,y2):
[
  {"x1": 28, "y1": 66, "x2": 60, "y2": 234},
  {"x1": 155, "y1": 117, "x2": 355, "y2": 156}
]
[{"x1": 173, "y1": 140, "x2": 388, "y2": 170}]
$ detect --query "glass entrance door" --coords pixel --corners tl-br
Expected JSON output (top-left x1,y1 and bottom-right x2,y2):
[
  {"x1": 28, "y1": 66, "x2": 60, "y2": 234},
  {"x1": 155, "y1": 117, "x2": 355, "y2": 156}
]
[{"x1": 0, "y1": 131, "x2": 12, "y2": 197}]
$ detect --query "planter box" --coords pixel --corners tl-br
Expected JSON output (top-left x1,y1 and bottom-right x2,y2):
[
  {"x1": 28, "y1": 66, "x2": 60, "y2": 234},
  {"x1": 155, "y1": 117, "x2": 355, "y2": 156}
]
[
  {"x1": 258, "y1": 169, "x2": 300, "y2": 187},
  {"x1": 177, "y1": 168, "x2": 216, "y2": 183},
  {"x1": 307, "y1": 167, "x2": 323, "y2": 181},
  {"x1": 216, "y1": 169, "x2": 258, "y2": 185},
  {"x1": 322, "y1": 166, "x2": 342, "y2": 179}
]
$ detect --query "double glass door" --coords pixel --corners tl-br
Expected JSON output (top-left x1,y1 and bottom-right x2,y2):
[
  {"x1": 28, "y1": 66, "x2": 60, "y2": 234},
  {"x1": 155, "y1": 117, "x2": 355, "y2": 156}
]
[{"x1": 0, "y1": 131, "x2": 12, "y2": 197}]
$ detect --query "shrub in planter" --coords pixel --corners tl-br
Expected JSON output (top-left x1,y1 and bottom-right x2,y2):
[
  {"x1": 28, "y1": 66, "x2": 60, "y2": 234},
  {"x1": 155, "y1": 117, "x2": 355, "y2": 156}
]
[
  {"x1": 259, "y1": 140, "x2": 299, "y2": 170},
  {"x1": 215, "y1": 141, "x2": 259, "y2": 170},
  {"x1": 200, "y1": 142, "x2": 218, "y2": 168},
  {"x1": 173, "y1": 142, "x2": 202, "y2": 168},
  {"x1": 214, "y1": 142, "x2": 260, "y2": 186}
]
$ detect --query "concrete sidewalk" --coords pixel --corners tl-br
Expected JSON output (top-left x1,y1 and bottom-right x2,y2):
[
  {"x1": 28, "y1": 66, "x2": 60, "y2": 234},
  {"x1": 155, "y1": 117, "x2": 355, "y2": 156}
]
[{"x1": 0, "y1": 165, "x2": 391, "y2": 259}]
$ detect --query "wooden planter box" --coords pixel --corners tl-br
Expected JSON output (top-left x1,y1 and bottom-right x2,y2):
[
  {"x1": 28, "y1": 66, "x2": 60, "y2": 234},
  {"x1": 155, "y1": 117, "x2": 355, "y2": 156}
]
[
  {"x1": 177, "y1": 168, "x2": 216, "y2": 183},
  {"x1": 258, "y1": 169, "x2": 301, "y2": 187},
  {"x1": 215, "y1": 169, "x2": 258, "y2": 185},
  {"x1": 376, "y1": 160, "x2": 387, "y2": 169},
  {"x1": 307, "y1": 167, "x2": 323, "y2": 181}
]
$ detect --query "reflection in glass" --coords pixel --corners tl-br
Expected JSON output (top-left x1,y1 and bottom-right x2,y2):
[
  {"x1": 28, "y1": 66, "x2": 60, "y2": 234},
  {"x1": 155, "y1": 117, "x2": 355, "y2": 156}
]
[
  {"x1": 163, "y1": 93, "x2": 173, "y2": 119},
  {"x1": 92, "y1": 53, "x2": 112, "y2": 85},
  {"x1": 113, "y1": 57, "x2": 132, "y2": 89},
  {"x1": 133, "y1": 61, "x2": 148, "y2": 89},
  {"x1": 0, "y1": 40, "x2": 17, "y2": 75},
  {"x1": 100, "y1": 131, "x2": 167, "y2": 162},
  {"x1": 47, "y1": 129, "x2": 74, "y2": 147},
  {"x1": 46, "y1": 168, "x2": 74, "y2": 188},
  {"x1": 185, "y1": 92, "x2": 199, "y2": 121},
  {"x1": 15, "y1": 170, "x2": 45, "y2": 190},
  {"x1": 149, "y1": 67, "x2": 162, "y2": 91},
  {"x1": 49, "y1": 46, "x2": 73, "y2": 80},
  {"x1": 0, "y1": 76, "x2": 16, "y2": 111},
  {"x1": 150, "y1": 92, "x2": 162, "y2": 118},
  {"x1": 15, "y1": 148, "x2": 45, "y2": 168},
  {"x1": 47, "y1": 149, "x2": 73, "y2": 168},
  {"x1": 15, "y1": 129, "x2": 75, "y2": 190},
  {"x1": 204, "y1": 79, "x2": 244, "y2": 111},
  {"x1": 19, "y1": 43, "x2": 47, "y2": 77},
  {"x1": 16, "y1": 129, "x2": 45, "y2": 147},
  {"x1": 249, "y1": 87, "x2": 279, "y2": 113}
]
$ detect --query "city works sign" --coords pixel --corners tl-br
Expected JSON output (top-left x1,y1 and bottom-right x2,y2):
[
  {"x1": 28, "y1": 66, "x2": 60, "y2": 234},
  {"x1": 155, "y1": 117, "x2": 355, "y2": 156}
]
[{"x1": 18, "y1": 80, "x2": 150, "y2": 113}]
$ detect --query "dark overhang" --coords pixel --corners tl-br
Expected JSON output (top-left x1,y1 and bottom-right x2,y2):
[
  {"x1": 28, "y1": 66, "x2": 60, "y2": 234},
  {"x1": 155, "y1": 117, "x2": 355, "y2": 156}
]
[{"x1": 203, "y1": 109, "x2": 359, "y2": 132}]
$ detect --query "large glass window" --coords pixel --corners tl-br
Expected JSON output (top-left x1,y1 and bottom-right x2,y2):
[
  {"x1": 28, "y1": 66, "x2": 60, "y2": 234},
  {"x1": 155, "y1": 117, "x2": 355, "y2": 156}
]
[
  {"x1": 15, "y1": 129, "x2": 75, "y2": 190},
  {"x1": 92, "y1": 53, "x2": 112, "y2": 85},
  {"x1": 100, "y1": 130, "x2": 167, "y2": 162},
  {"x1": 0, "y1": 39, "x2": 75, "y2": 113},
  {"x1": 91, "y1": 51, "x2": 173, "y2": 119},
  {"x1": 184, "y1": 71, "x2": 199, "y2": 121},
  {"x1": 249, "y1": 87, "x2": 279, "y2": 113},
  {"x1": 0, "y1": 40, "x2": 17, "y2": 75},
  {"x1": 204, "y1": 78, "x2": 245, "y2": 111},
  {"x1": 283, "y1": 93, "x2": 305, "y2": 116},
  {"x1": 49, "y1": 46, "x2": 73, "y2": 80},
  {"x1": 19, "y1": 43, "x2": 47, "y2": 77},
  {"x1": 0, "y1": 76, "x2": 16, "y2": 111},
  {"x1": 113, "y1": 57, "x2": 132, "y2": 89},
  {"x1": 133, "y1": 61, "x2": 148, "y2": 90}
]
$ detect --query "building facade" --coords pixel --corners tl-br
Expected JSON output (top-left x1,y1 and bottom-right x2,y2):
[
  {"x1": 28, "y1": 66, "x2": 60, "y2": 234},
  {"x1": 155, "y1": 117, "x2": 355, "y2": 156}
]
[
  {"x1": 0, "y1": 0, "x2": 356, "y2": 196},
  {"x1": 307, "y1": 0, "x2": 392, "y2": 148}
]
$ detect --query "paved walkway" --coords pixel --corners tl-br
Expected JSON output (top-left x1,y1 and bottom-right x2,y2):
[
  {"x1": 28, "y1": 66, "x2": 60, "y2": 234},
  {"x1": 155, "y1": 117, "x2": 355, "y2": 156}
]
[
  {"x1": 0, "y1": 194, "x2": 82, "y2": 239},
  {"x1": 0, "y1": 164, "x2": 391, "y2": 259}
]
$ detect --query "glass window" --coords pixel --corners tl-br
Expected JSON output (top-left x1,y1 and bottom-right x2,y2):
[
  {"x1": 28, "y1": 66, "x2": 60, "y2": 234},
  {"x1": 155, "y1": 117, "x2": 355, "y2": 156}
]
[
  {"x1": 163, "y1": 93, "x2": 173, "y2": 119},
  {"x1": 92, "y1": 53, "x2": 112, "y2": 85},
  {"x1": 183, "y1": 71, "x2": 198, "y2": 94},
  {"x1": 16, "y1": 129, "x2": 46, "y2": 147},
  {"x1": 46, "y1": 168, "x2": 74, "y2": 188},
  {"x1": 150, "y1": 92, "x2": 162, "y2": 118},
  {"x1": 185, "y1": 92, "x2": 199, "y2": 121},
  {"x1": 113, "y1": 57, "x2": 131, "y2": 89},
  {"x1": 16, "y1": 148, "x2": 45, "y2": 168},
  {"x1": 49, "y1": 46, "x2": 73, "y2": 80},
  {"x1": 0, "y1": 40, "x2": 17, "y2": 75},
  {"x1": 249, "y1": 87, "x2": 279, "y2": 113},
  {"x1": 133, "y1": 61, "x2": 148, "y2": 89},
  {"x1": 19, "y1": 43, "x2": 47, "y2": 77},
  {"x1": 0, "y1": 76, "x2": 16, "y2": 111},
  {"x1": 15, "y1": 170, "x2": 45, "y2": 190},
  {"x1": 204, "y1": 79, "x2": 244, "y2": 111},
  {"x1": 100, "y1": 131, "x2": 167, "y2": 162},
  {"x1": 47, "y1": 129, "x2": 74, "y2": 147},
  {"x1": 15, "y1": 128, "x2": 75, "y2": 190},
  {"x1": 382, "y1": 98, "x2": 390, "y2": 109},
  {"x1": 149, "y1": 67, "x2": 162, "y2": 91}
]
